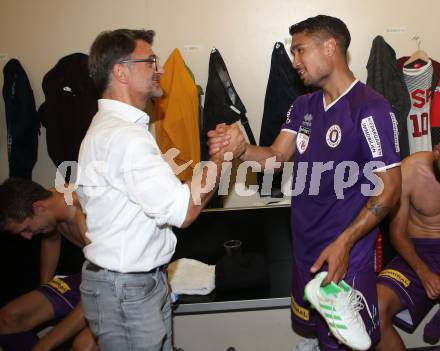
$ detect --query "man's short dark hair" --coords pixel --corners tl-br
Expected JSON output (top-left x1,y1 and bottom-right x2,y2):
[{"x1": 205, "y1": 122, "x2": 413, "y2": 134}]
[
  {"x1": 289, "y1": 15, "x2": 351, "y2": 55},
  {"x1": 0, "y1": 178, "x2": 52, "y2": 229},
  {"x1": 88, "y1": 29, "x2": 155, "y2": 96}
]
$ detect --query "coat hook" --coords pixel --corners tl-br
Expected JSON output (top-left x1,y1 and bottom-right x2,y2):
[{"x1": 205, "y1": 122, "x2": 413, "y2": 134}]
[{"x1": 411, "y1": 35, "x2": 421, "y2": 49}]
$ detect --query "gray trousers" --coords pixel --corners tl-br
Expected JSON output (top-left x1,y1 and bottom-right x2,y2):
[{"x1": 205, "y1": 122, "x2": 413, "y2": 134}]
[{"x1": 80, "y1": 261, "x2": 172, "y2": 351}]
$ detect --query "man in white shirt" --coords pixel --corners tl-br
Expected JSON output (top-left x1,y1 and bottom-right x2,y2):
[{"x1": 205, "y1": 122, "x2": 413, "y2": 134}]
[{"x1": 77, "y1": 29, "x2": 244, "y2": 351}]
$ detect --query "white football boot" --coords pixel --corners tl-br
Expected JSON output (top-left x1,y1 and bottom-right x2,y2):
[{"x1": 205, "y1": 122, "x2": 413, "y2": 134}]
[{"x1": 304, "y1": 272, "x2": 372, "y2": 351}]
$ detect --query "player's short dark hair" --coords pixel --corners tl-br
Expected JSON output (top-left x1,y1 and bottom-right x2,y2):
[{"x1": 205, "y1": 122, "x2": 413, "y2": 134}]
[
  {"x1": 0, "y1": 178, "x2": 52, "y2": 230},
  {"x1": 289, "y1": 15, "x2": 351, "y2": 54},
  {"x1": 88, "y1": 29, "x2": 155, "y2": 96}
]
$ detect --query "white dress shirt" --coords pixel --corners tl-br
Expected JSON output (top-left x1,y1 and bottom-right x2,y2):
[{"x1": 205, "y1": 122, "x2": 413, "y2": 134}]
[{"x1": 77, "y1": 99, "x2": 190, "y2": 273}]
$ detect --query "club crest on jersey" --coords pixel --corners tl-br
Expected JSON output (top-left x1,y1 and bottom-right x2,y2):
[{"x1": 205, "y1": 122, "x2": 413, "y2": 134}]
[
  {"x1": 326, "y1": 124, "x2": 342, "y2": 148},
  {"x1": 296, "y1": 114, "x2": 312, "y2": 154}
]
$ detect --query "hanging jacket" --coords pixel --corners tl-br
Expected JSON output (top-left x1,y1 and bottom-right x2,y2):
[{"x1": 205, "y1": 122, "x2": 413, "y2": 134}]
[
  {"x1": 2, "y1": 59, "x2": 39, "y2": 179},
  {"x1": 258, "y1": 42, "x2": 307, "y2": 197},
  {"x1": 38, "y1": 53, "x2": 98, "y2": 169},
  {"x1": 154, "y1": 49, "x2": 200, "y2": 182},
  {"x1": 366, "y1": 36, "x2": 411, "y2": 158},
  {"x1": 202, "y1": 48, "x2": 256, "y2": 161}
]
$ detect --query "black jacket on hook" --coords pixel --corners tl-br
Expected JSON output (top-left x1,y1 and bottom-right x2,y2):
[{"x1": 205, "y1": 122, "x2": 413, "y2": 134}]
[
  {"x1": 258, "y1": 42, "x2": 307, "y2": 197},
  {"x1": 202, "y1": 48, "x2": 256, "y2": 161},
  {"x1": 2, "y1": 59, "x2": 39, "y2": 179}
]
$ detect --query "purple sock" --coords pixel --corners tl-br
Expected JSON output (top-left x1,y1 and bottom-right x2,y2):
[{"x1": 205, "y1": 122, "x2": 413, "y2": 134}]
[
  {"x1": 0, "y1": 331, "x2": 39, "y2": 351},
  {"x1": 424, "y1": 308, "x2": 440, "y2": 344}
]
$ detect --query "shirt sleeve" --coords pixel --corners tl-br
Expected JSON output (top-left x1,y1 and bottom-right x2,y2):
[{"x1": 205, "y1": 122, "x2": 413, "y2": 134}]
[
  {"x1": 359, "y1": 100, "x2": 401, "y2": 171},
  {"x1": 280, "y1": 95, "x2": 307, "y2": 134},
  {"x1": 117, "y1": 126, "x2": 190, "y2": 227}
]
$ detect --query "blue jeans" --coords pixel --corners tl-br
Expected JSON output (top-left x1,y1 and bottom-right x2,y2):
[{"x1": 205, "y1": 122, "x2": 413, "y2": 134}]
[{"x1": 80, "y1": 261, "x2": 172, "y2": 351}]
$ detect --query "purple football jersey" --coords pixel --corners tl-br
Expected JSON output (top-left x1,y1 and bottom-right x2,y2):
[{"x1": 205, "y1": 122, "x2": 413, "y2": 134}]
[{"x1": 282, "y1": 80, "x2": 400, "y2": 272}]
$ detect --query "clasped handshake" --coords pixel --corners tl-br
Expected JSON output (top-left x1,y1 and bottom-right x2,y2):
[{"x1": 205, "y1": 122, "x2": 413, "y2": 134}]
[{"x1": 207, "y1": 123, "x2": 246, "y2": 161}]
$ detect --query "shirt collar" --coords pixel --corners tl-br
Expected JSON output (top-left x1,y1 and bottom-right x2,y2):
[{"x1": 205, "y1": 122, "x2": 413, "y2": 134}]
[
  {"x1": 98, "y1": 99, "x2": 150, "y2": 125},
  {"x1": 322, "y1": 79, "x2": 359, "y2": 112}
]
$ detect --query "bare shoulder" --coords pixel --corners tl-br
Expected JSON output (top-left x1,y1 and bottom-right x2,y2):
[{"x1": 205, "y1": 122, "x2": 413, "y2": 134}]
[
  {"x1": 401, "y1": 152, "x2": 435, "y2": 198},
  {"x1": 402, "y1": 152, "x2": 433, "y2": 177}
]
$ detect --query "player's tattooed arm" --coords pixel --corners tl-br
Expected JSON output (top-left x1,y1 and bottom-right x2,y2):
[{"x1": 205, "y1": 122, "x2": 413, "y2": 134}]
[{"x1": 366, "y1": 196, "x2": 391, "y2": 221}]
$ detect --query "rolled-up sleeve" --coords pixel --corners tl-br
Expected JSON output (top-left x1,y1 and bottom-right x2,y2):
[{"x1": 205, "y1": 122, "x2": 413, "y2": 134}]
[{"x1": 117, "y1": 126, "x2": 190, "y2": 227}]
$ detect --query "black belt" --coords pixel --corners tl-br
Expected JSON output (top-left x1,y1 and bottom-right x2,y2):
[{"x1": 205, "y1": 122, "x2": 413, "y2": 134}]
[{"x1": 85, "y1": 261, "x2": 165, "y2": 274}]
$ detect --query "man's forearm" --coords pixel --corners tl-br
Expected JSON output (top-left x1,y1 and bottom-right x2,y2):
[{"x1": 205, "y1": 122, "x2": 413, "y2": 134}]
[
  {"x1": 40, "y1": 233, "x2": 61, "y2": 284},
  {"x1": 182, "y1": 157, "x2": 223, "y2": 228},
  {"x1": 338, "y1": 169, "x2": 401, "y2": 249},
  {"x1": 33, "y1": 304, "x2": 86, "y2": 351},
  {"x1": 391, "y1": 232, "x2": 430, "y2": 277},
  {"x1": 240, "y1": 144, "x2": 284, "y2": 169},
  {"x1": 192, "y1": 157, "x2": 223, "y2": 205},
  {"x1": 338, "y1": 198, "x2": 392, "y2": 249}
]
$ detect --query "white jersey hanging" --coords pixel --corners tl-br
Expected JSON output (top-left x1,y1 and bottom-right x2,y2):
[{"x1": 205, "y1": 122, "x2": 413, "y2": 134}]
[{"x1": 403, "y1": 60, "x2": 433, "y2": 154}]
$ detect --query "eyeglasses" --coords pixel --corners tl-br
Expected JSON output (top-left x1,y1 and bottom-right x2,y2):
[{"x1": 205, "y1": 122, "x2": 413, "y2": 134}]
[{"x1": 118, "y1": 56, "x2": 159, "y2": 72}]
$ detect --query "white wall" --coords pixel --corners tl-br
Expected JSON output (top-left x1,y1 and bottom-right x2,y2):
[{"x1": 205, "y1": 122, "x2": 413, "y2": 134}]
[{"x1": 1, "y1": 0, "x2": 439, "y2": 190}]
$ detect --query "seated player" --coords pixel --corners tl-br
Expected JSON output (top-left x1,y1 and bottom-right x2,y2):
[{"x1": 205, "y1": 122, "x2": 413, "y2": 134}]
[
  {"x1": 0, "y1": 178, "x2": 98, "y2": 351},
  {"x1": 376, "y1": 147, "x2": 440, "y2": 351}
]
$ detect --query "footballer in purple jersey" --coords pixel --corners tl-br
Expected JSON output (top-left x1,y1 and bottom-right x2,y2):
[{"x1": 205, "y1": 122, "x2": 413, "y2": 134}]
[
  {"x1": 282, "y1": 80, "x2": 400, "y2": 273},
  {"x1": 208, "y1": 15, "x2": 401, "y2": 350},
  {"x1": 283, "y1": 79, "x2": 400, "y2": 349}
]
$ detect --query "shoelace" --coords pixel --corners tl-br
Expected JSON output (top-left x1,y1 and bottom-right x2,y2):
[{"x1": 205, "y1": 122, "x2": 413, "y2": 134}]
[
  {"x1": 327, "y1": 289, "x2": 374, "y2": 341},
  {"x1": 352, "y1": 289, "x2": 374, "y2": 323}
]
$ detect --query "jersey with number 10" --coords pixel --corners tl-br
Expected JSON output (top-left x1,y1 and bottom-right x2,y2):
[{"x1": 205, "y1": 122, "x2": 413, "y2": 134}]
[{"x1": 403, "y1": 61, "x2": 434, "y2": 154}]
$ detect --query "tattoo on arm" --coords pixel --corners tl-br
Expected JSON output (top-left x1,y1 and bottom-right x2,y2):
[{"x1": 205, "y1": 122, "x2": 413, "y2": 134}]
[{"x1": 366, "y1": 197, "x2": 391, "y2": 221}]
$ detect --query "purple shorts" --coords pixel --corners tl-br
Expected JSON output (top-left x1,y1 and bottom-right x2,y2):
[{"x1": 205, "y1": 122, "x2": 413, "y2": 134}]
[
  {"x1": 291, "y1": 259, "x2": 380, "y2": 351},
  {"x1": 377, "y1": 238, "x2": 440, "y2": 333},
  {"x1": 37, "y1": 273, "x2": 81, "y2": 319}
]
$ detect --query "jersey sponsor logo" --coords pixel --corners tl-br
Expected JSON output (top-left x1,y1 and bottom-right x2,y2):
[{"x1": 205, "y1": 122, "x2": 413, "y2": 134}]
[
  {"x1": 296, "y1": 114, "x2": 312, "y2": 154},
  {"x1": 291, "y1": 294, "x2": 310, "y2": 321},
  {"x1": 285, "y1": 106, "x2": 293, "y2": 124},
  {"x1": 48, "y1": 277, "x2": 72, "y2": 294},
  {"x1": 378, "y1": 269, "x2": 411, "y2": 287},
  {"x1": 361, "y1": 116, "x2": 383, "y2": 158},
  {"x1": 303, "y1": 113, "x2": 313, "y2": 127},
  {"x1": 389, "y1": 112, "x2": 400, "y2": 153},
  {"x1": 326, "y1": 124, "x2": 341, "y2": 148}
]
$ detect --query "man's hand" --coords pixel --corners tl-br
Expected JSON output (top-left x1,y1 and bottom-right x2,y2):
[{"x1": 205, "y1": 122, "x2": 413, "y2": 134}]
[
  {"x1": 207, "y1": 123, "x2": 230, "y2": 156},
  {"x1": 419, "y1": 268, "x2": 440, "y2": 300},
  {"x1": 310, "y1": 237, "x2": 351, "y2": 286},
  {"x1": 207, "y1": 123, "x2": 246, "y2": 159}
]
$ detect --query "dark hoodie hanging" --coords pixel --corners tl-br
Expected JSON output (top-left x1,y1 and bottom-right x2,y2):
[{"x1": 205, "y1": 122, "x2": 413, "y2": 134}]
[
  {"x1": 202, "y1": 48, "x2": 256, "y2": 161},
  {"x1": 2, "y1": 59, "x2": 39, "y2": 179},
  {"x1": 38, "y1": 53, "x2": 98, "y2": 172}
]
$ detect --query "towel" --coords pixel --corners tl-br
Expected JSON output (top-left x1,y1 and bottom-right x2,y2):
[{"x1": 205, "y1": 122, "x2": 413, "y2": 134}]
[{"x1": 167, "y1": 258, "x2": 216, "y2": 295}]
